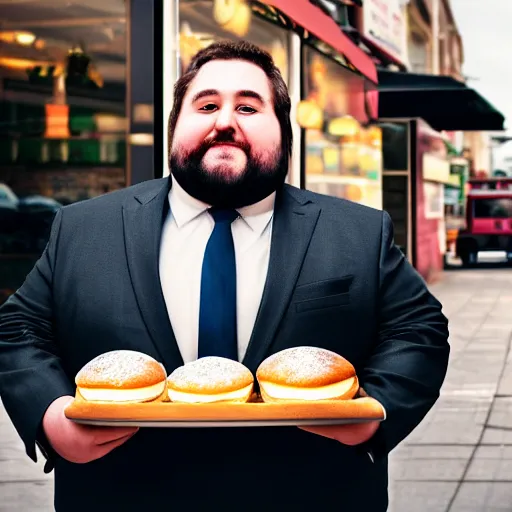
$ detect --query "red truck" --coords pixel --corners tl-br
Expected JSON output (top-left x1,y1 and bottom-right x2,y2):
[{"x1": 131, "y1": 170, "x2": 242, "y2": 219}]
[{"x1": 456, "y1": 177, "x2": 512, "y2": 266}]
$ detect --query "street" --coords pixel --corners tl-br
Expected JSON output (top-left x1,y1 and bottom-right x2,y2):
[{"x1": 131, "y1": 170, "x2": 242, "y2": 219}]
[{"x1": 1, "y1": 267, "x2": 512, "y2": 511}]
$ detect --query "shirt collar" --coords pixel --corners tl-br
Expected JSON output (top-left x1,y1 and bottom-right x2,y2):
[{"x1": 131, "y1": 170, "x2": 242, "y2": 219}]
[
  {"x1": 168, "y1": 174, "x2": 209, "y2": 228},
  {"x1": 168, "y1": 174, "x2": 275, "y2": 236}
]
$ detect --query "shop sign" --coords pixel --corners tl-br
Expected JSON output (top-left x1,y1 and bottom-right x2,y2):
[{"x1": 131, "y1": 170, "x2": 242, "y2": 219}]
[
  {"x1": 424, "y1": 181, "x2": 444, "y2": 220},
  {"x1": 423, "y1": 153, "x2": 450, "y2": 184},
  {"x1": 359, "y1": 0, "x2": 408, "y2": 67},
  {"x1": 44, "y1": 104, "x2": 70, "y2": 139}
]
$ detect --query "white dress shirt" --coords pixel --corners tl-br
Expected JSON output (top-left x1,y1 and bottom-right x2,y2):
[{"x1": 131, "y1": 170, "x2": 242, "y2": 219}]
[{"x1": 159, "y1": 176, "x2": 274, "y2": 363}]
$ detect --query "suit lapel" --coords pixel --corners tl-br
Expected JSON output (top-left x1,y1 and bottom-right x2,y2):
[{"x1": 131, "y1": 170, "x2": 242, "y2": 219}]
[
  {"x1": 122, "y1": 178, "x2": 184, "y2": 373},
  {"x1": 242, "y1": 186, "x2": 321, "y2": 373}
]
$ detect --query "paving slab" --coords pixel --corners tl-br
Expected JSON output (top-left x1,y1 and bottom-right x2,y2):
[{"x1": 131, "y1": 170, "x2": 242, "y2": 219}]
[
  {"x1": 389, "y1": 482, "x2": 458, "y2": 512},
  {"x1": 0, "y1": 481, "x2": 54, "y2": 512},
  {"x1": 449, "y1": 482, "x2": 512, "y2": 512},
  {"x1": 465, "y1": 445, "x2": 512, "y2": 481}
]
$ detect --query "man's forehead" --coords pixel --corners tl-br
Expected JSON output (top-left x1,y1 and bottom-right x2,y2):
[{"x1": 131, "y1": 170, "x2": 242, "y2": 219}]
[{"x1": 185, "y1": 59, "x2": 272, "y2": 99}]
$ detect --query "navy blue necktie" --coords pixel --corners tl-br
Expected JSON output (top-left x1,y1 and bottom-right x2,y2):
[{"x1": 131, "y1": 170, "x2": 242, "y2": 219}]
[{"x1": 198, "y1": 208, "x2": 239, "y2": 360}]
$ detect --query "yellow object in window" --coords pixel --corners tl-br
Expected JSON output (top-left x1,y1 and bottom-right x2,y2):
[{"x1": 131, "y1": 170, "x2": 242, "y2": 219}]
[
  {"x1": 346, "y1": 184, "x2": 363, "y2": 202},
  {"x1": 213, "y1": 0, "x2": 251, "y2": 37},
  {"x1": 328, "y1": 115, "x2": 360, "y2": 137},
  {"x1": 296, "y1": 100, "x2": 323, "y2": 130},
  {"x1": 179, "y1": 23, "x2": 205, "y2": 71}
]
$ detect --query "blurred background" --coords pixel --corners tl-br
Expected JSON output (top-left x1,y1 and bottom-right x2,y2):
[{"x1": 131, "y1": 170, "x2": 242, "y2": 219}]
[
  {"x1": 2, "y1": 1, "x2": 512, "y2": 510},
  {"x1": 1, "y1": 0, "x2": 509, "y2": 303}
]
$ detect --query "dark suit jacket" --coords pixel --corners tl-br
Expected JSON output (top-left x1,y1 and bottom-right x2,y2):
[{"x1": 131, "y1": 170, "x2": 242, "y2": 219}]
[{"x1": 0, "y1": 178, "x2": 449, "y2": 511}]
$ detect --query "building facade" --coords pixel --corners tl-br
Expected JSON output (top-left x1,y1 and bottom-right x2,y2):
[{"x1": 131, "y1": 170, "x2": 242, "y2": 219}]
[
  {"x1": 0, "y1": 0, "x2": 505, "y2": 301},
  {"x1": 163, "y1": 0, "x2": 383, "y2": 211},
  {"x1": 374, "y1": 0, "x2": 503, "y2": 281},
  {"x1": 0, "y1": 0, "x2": 159, "y2": 304},
  {"x1": 0, "y1": 0, "x2": 383, "y2": 304}
]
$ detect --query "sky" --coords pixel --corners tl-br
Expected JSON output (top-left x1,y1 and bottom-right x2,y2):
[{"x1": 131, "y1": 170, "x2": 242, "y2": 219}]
[{"x1": 450, "y1": 0, "x2": 512, "y2": 134}]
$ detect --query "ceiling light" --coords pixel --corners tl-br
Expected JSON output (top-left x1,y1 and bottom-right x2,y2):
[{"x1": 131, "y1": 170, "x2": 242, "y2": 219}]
[{"x1": 15, "y1": 31, "x2": 36, "y2": 46}]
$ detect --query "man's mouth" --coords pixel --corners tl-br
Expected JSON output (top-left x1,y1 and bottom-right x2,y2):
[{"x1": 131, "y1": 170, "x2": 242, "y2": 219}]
[{"x1": 210, "y1": 142, "x2": 242, "y2": 149}]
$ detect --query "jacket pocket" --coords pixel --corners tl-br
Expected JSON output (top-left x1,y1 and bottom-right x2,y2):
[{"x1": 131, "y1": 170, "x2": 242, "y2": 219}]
[
  {"x1": 293, "y1": 275, "x2": 353, "y2": 302},
  {"x1": 295, "y1": 292, "x2": 350, "y2": 313}
]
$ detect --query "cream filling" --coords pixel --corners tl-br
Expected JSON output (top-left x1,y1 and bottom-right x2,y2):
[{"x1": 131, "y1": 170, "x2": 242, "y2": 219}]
[
  {"x1": 78, "y1": 380, "x2": 166, "y2": 402},
  {"x1": 259, "y1": 377, "x2": 356, "y2": 400},
  {"x1": 167, "y1": 383, "x2": 253, "y2": 403}
]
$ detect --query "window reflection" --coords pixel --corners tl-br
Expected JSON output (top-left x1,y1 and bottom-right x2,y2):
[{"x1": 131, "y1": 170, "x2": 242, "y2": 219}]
[
  {"x1": 474, "y1": 199, "x2": 512, "y2": 219},
  {"x1": 179, "y1": 0, "x2": 289, "y2": 82},
  {"x1": 302, "y1": 46, "x2": 383, "y2": 210},
  {"x1": 0, "y1": 0, "x2": 127, "y2": 305}
]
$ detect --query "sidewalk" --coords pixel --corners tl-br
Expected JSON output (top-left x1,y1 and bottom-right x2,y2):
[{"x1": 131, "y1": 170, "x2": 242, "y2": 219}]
[
  {"x1": 389, "y1": 266, "x2": 512, "y2": 511},
  {"x1": 1, "y1": 267, "x2": 512, "y2": 510},
  {"x1": 0, "y1": 408, "x2": 53, "y2": 510}
]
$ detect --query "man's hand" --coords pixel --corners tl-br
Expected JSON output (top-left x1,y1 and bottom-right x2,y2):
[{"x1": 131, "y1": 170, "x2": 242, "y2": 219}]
[
  {"x1": 299, "y1": 420, "x2": 380, "y2": 446},
  {"x1": 42, "y1": 396, "x2": 139, "y2": 464},
  {"x1": 298, "y1": 389, "x2": 380, "y2": 445}
]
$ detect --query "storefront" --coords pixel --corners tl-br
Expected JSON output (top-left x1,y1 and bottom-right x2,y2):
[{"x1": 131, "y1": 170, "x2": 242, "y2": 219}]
[
  {"x1": 377, "y1": 70, "x2": 505, "y2": 281},
  {"x1": 301, "y1": 46, "x2": 383, "y2": 209},
  {"x1": 0, "y1": 0, "x2": 159, "y2": 304},
  {"x1": 444, "y1": 156, "x2": 469, "y2": 255},
  {"x1": 380, "y1": 120, "x2": 412, "y2": 258},
  {"x1": 0, "y1": 0, "x2": 380, "y2": 304},
  {"x1": 163, "y1": 0, "x2": 381, "y2": 208}
]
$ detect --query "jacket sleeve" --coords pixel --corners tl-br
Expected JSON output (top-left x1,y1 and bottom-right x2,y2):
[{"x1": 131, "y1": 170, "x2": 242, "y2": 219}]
[
  {"x1": 0, "y1": 208, "x2": 75, "y2": 472},
  {"x1": 360, "y1": 211, "x2": 450, "y2": 460}
]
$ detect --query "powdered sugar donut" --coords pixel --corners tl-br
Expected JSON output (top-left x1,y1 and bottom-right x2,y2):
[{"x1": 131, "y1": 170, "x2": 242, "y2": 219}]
[
  {"x1": 256, "y1": 347, "x2": 359, "y2": 402},
  {"x1": 167, "y1": 357, "x2": 254, "y2": 403},
  {"x1": 75, "y1": 350, "x2": 167, "y2": 402}
]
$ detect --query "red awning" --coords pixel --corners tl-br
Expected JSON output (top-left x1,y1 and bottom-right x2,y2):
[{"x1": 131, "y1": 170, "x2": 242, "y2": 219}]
[{"x1": 262, "y1": 0, "x2": 378, "y2": 84}]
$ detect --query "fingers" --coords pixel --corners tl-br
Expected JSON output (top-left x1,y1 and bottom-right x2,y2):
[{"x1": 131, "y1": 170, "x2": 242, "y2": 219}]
[
  {"x1": 93, "y1": 426, "x2": 139, "y2": 445},
  {"x1": 86, "y1": 431, "x2": 138, "y2": 463},
  {"x1": 63, "y1": 429, "x2": 138, "y2": 464},
  {"x1": 97, "y1": 431, "x2": 138, "y2": 448},
  {"x1": 298, "y1": 421, "x2": 380, "y2": 445},
  {"x1": 46, "y1": 402, "x2": 141, "y2": 465},
  {"x1": 298, "y1": 425, "x2": 339, "y2": 440}
]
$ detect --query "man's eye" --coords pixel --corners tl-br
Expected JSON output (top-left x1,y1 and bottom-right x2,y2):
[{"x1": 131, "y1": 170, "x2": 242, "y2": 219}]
[
  {"x1": 199, "y1": 104, "x2": 217, "y2": 111},
  {"x1": 238, "y1": 105, "x2": 256, "y2": 114}
]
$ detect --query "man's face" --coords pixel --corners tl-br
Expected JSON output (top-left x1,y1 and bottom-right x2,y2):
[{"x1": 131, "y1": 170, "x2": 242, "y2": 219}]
[{"x1": 170, "y1": 59, "x2": 286, "y2": 208}]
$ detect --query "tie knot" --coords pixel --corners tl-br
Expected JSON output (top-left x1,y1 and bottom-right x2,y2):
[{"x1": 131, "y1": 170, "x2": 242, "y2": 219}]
[{"x1": 209, "y1": 208, "x2": 239, "y2": 224}]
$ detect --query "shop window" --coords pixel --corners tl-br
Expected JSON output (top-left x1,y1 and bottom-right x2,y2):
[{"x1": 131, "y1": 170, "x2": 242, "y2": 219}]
[
  {"x1": 0, "y1": 0, "x2": 127, "y2": 306},
  {"x1": 178, "y1": 0, "x2": 289, "y2": 83},
  {"x1": 382, "y1": 175, "x2": 409, "y2": 257},
  {"x1": 381, "y1": 122, "x2": 409, "y2": 171},
  {"x1": 474, "y1": 198, "x2": 512, "y2": 219},
  {"x1": 302, "y1": 45, "x2": 382, "y2": 210}
]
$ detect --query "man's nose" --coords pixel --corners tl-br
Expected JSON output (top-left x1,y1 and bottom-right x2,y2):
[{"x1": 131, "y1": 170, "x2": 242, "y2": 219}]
[{"x1": 214, "y1": 106, "x2": 236, "y2": 131}]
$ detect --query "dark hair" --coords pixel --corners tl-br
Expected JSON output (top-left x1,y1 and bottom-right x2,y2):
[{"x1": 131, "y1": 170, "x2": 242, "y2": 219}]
[{"x1": 167, "y1": 40, "x2": 292, "y2": 166}]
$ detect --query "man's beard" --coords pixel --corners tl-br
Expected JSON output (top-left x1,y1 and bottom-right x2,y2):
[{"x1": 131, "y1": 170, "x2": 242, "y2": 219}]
[{"x1": 169, "y1": 136, "x2": 288, "y2": 209}]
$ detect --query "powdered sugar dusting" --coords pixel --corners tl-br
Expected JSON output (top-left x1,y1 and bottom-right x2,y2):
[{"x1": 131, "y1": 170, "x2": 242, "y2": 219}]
[
  {"x1": 168, "y1": 357, "x2": 253, "y2": 393},
  {"x1": 76, "y1": 350, "x2": 162, "y2": 387},
  {"x1": 258, "y1": 346, "x2": 345, "y2": 385}
]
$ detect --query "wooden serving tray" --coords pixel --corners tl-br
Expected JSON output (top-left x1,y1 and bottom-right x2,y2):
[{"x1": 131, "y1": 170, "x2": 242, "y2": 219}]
[{"x1": 65, "y1": 390, "x2": 386, "y2": 427}]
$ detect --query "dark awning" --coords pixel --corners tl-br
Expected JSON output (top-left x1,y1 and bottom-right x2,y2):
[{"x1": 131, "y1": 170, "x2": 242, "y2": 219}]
[{"x1": 377, "y1": 70, "x2": 505, "y2": 131}]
